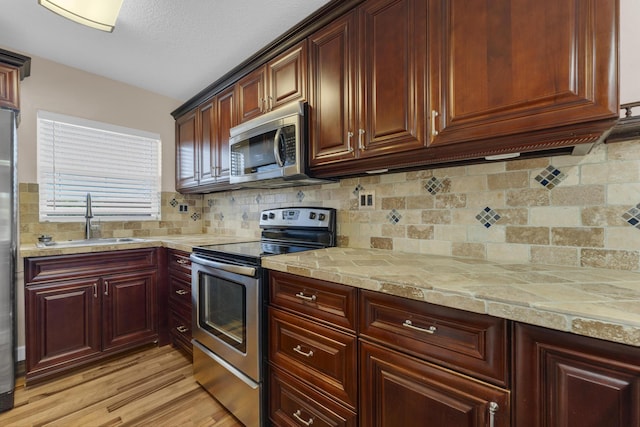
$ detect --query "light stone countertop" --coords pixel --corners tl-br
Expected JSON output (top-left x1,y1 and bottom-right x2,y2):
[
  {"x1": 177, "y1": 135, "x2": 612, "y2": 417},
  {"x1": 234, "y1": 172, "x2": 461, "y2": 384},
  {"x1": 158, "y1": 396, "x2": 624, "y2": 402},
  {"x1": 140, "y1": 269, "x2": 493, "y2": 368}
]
[
  {"x1": 261, "y1": 247, "x2": 640, "y2": 347},
  {"x1": 18, "y1": 234, "x2": 254, "y2": 258}
]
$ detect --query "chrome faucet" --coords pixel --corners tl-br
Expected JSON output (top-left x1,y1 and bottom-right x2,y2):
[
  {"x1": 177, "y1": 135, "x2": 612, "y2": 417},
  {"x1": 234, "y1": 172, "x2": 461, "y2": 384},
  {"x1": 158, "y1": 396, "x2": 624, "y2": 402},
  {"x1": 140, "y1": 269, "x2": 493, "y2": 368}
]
[{"x1": 84, "y1": 193, "x2": 94, "y2": 239}]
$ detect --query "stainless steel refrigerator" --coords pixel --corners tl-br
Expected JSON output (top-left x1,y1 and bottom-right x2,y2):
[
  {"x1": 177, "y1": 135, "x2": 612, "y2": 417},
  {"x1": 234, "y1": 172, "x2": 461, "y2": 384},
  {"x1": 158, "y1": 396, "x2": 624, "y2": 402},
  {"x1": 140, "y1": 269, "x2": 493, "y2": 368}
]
[{"x1": 0, "y1": 108, "x2": 17, "y2": 412}]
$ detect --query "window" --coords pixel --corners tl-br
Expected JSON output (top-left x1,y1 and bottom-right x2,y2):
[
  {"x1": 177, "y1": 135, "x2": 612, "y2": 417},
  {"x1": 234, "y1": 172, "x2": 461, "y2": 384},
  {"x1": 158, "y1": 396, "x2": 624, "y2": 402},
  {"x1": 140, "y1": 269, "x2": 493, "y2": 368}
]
[{"x1": 37, "y1": 111, "x2": 161, "y2": 222}]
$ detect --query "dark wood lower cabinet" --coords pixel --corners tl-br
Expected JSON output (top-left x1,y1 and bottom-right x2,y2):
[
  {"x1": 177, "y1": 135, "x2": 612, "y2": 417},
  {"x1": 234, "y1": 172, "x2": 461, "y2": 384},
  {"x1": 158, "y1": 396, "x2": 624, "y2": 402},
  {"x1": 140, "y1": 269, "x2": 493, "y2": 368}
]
[
  {"x1": 514, "y1": 323, "x2": 640, "y2": 427},
  {"x1": 360, "y1": 340, "x2": 510, "y2": 427},
  {"x1": 24, "y1": 249, "x2": 159, "y2": 384}
]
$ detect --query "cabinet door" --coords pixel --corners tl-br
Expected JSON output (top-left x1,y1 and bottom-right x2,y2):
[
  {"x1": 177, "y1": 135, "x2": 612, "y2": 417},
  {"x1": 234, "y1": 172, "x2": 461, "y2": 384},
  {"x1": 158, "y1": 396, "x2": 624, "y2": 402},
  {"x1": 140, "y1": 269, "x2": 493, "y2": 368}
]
[
  {"x1": 197, "y1": 99, "x2": 216, "y2": 186},
  {"x1": 0, "y1": 63, "x2": 19, "y2": 110},
  {"x1": 428, "y1": 0, "x2": 618, "y2": 148},
  {"x1": 308, "y1": 11, "x2": 358, "y2": 166},
  {"x1": 175, "y1": 109, "x2": 199, "y2": 190},
  {"x1": 267, "y1": 41, "x2": 307, "y2": 111},
  {"x1": 237, "y1": 68, "x2": 266, "y2": 123},
  {"x1": 25, "y1": 279, "x2": 101, "y2": 379},
  {"x1": 214, "y1": 85, "x2": 236, "y2": 181},
  {"x1": 102, "y1": 270, "x2": 157, "y2": 351},
  {"x1": 514, "y1": 323, "x2": 640, "y2": 427},
  {"x1": 360, "y1": 340, "x2": 510, "y2": 427},
  {"x1": 357, "y1": 0, "x2": 427, "y2": 157}
]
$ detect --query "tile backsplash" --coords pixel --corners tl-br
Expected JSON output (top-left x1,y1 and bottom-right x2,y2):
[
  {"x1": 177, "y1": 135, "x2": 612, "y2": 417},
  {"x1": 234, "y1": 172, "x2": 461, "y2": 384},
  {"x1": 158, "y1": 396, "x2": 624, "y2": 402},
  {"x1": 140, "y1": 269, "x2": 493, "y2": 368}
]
[{"x1": 20, "y1": 139, "x2": 640, "y2": 272}]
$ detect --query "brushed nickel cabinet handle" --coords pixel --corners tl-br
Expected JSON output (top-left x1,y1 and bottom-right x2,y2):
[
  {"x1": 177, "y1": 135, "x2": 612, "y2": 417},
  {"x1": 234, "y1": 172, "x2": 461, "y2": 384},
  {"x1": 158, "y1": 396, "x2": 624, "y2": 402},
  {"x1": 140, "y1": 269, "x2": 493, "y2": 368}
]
[
  {"x1": 175, "y1": 289, "x2": 189, "y2": 295},
  {"x1": 402, "y1": 320, "x2": 436, "y2": 334},
  {"x1": 268, "y1": 95, "x2": 273, "y2": 111},
  {"x1": 431, "y1": 110, "x2": 439, "y2": 136},
  {"x1": 293, "y1": 345, "x2": 314, "y2": 358},
  {"x1": 93, "y1": 283, "x2": 97, "y2": 298},
  {"x1": 489, "y1": 402, "x2": 499, "y2": 427},
  {"x1": 358, "y1": 128, "x2": 365, "y2": 150},
  {"x1": 346, "y1": 131, "x2": 354, "y2": 152},
  {"x1": 295, "y1": 292, "x2": 316, "y2": 302},
  {"x1": 177, "y1": 326, "x2": 189, "y2": 333},
  {"x1": 104, "y1": 281, "x2": 109, "y2": 296},
  {"x1": 176, "y1": 258, "x2": 189, "y2": 265},
  {"x1": 293, "y1": 409, "x2": 314, "y2": 426}
]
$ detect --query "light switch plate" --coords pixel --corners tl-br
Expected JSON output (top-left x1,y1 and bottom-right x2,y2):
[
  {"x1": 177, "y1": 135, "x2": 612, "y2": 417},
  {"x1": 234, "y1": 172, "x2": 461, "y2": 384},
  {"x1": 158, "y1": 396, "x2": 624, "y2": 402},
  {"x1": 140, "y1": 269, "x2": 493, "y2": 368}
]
[{"x1": 359, "y1": 191, "x2": 375, "y2": 210}]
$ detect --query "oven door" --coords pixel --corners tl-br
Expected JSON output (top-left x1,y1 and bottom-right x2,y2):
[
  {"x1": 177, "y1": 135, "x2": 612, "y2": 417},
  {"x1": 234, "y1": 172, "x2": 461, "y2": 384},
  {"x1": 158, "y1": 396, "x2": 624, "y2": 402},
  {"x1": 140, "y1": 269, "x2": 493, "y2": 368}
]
[{"x1": 190, "y1": 254, "x2": 261, "y2": 382}]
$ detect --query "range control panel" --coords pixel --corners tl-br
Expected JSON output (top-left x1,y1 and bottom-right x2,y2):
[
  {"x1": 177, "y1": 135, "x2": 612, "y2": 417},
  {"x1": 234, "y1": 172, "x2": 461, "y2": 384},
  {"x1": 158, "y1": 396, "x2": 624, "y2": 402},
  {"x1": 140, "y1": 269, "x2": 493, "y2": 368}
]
[{"x1": 259, "y1": 207, "x2": 335, "y2": 229}]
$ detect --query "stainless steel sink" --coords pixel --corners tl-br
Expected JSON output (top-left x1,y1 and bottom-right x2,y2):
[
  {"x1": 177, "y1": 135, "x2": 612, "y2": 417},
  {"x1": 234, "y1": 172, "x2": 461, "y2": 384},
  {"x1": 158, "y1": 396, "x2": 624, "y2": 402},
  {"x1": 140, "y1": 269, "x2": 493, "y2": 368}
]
[{"x1": 36, "y1": 237, "x2": 148, "y2": 248}]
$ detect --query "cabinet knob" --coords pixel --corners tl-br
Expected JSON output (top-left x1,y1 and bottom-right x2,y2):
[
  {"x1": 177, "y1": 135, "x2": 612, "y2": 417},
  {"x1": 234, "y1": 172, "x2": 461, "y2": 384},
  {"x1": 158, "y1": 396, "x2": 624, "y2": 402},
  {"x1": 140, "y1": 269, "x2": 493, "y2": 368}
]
[
  {"x1": 292, "y1": 409, "x2": 314, "y2": 426},
  {"x1": 176, "y1": 325, "x2": 189, "y2": 333},
  {"x1": 175, "y1": 289, "x2": 189, "y2": 295},
  {"x1": 176, "y1": 258, "x2": 189, "y2": 265}
]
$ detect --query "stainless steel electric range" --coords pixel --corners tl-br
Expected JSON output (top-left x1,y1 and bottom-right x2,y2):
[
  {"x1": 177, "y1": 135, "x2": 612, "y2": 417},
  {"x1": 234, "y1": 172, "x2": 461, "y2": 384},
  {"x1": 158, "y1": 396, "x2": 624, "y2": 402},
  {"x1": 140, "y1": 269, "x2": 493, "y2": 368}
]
[{"x1": 190, "y1": 207, "x2": 336, "y2": 427}]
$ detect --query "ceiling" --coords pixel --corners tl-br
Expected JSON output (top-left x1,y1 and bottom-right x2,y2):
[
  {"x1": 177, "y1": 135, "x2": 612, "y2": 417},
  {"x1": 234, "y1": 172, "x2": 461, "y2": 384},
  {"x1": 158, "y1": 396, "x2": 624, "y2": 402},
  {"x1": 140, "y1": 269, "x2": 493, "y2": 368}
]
[{"x1": 0, "y1": 0, "x2": 331, "y2": 101}]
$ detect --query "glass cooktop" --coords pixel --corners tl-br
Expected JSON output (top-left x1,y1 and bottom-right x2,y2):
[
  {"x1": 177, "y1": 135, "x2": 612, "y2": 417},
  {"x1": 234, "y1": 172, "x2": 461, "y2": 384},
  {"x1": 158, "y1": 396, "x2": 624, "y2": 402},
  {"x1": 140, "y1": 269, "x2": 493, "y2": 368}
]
[{"x1": 193, "y1": 240, "x2": 322, "y2": 264}]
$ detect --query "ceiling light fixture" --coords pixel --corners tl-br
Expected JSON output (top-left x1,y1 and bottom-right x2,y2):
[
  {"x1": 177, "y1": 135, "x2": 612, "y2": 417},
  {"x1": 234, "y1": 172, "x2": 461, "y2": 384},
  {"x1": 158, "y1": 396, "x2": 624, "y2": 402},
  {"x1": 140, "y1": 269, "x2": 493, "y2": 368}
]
[{"x1": 38, "y1": 0, "x2": 124, "y2": 32}]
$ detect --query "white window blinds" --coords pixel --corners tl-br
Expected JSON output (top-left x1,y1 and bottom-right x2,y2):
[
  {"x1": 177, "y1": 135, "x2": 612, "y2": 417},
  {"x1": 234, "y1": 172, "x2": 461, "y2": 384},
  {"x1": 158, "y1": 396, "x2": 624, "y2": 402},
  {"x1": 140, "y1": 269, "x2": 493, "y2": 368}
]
[{"x1": 37, "y1": 111, "x2": 161, "y2": 222}]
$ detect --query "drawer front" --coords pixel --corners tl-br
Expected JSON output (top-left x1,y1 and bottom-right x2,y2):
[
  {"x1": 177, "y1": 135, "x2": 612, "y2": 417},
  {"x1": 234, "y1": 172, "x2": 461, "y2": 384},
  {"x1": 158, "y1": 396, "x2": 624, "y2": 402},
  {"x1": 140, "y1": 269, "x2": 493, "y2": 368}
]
[
  {"x1": 269, "y1": 307, "x2": 357, "y2": 409},
  {"x1": 168, "y1": 249, "x2": 191, "y2": 275},
  {"x1": 270, "y1": 271, "x2": 357, "y2": 332},
  {"x1": 360, "y1": 290, "x2": 509, "y2": 387},
  {"x1": 169, "y1": 308, "x2": 192, "y2": 348},
  {"x1": 25, "y1": 248, "x2": 157, "y2": 283},
  {"x1": 168, "y1": 274, "x2": 191, "y2": 310},
  {"x1": 269, "y1": 366, "x2": 357, "y2": 427}
]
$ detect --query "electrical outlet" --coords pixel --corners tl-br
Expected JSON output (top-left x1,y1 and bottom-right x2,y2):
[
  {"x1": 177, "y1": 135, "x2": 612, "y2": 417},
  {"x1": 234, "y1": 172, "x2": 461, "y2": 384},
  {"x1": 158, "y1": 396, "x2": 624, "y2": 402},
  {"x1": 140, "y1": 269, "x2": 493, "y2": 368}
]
[
  {"x1": 179, "y1": 204, "x2": 189, "y2": 212},
  {"x1": 359, "y1": 191, "x2": 375, "y2": 210}
]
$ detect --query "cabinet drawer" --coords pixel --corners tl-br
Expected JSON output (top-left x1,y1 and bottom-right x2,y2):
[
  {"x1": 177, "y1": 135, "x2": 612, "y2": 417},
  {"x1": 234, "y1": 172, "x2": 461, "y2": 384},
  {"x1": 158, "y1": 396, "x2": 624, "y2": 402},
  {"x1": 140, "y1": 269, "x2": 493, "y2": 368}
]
[
  {"x1": 269, "y1": 271, "x2": 357, "y2": 332},
  {"x1": 269, "y1": 366, "x2": 357, "y2": 427},
  {"x1": 168, "y1": 250, "x2": 191, "y2": 275},
  {"x1": 269, "y1": 307, "x2": 357, "y2": 409},
  {"x1": 168, "y1": 274, "x2": 192, "y2": 309},
  {"x1": 25, "y1": 249, "x2": 157, "y2": 283},
  {"x1": 169, "y1": 309, "x2": 192, "y2": 344},
  {"x1": 360, "y1": 290, "x2": 509, "y2": 387}
]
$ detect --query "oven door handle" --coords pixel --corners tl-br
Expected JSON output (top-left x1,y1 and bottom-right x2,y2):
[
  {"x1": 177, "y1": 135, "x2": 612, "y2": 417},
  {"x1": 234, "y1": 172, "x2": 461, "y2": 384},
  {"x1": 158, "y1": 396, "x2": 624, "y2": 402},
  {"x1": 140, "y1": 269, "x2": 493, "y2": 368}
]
[{"x1": 190, "y1": 254, "x2": 256, "y2": 277}]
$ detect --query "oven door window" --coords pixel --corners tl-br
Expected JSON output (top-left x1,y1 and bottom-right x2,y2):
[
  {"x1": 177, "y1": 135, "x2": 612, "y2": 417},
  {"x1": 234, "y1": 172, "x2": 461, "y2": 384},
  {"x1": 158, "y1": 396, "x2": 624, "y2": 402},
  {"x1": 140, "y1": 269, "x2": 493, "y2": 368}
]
[{"x1": 198, "y1": 272, "x2": 247, "y2": 353}]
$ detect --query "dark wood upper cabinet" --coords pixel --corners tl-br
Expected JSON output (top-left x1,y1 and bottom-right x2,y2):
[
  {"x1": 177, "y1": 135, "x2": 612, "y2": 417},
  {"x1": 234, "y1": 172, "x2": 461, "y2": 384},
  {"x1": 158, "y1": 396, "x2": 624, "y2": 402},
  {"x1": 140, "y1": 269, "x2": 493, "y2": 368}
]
[
  {"x1": 175, "y1": 109, "x2": 198, "y2": 190},
  {"x1": 238, "y1": 41, "x2": 307, "y2": 124},
  {"x1": 0, "y1": 49, "x2": 30, "y2": 111},
  {"x1": 214, "y1": 85, "x2": 236, "y2": 181},
  {"x1": 309, "y1": 0, "x2": 427, "y2": 171},
  {"x1": 426, "y1": 0, "x2": 619, "y2": 159}
]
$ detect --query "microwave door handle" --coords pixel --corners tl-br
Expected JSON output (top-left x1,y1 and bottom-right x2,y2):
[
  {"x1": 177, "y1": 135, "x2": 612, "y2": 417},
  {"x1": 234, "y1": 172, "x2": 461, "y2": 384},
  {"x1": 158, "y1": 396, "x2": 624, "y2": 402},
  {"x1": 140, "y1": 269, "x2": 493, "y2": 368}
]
[{"x1": 273, "y1": 128, "x2": 285, "y2": 167}]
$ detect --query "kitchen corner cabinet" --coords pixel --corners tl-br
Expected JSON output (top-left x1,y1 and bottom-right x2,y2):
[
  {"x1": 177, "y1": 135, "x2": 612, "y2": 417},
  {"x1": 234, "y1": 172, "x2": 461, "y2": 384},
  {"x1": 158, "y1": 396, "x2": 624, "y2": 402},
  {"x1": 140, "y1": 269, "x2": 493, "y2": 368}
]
[
  {"x1": 167, "y1": 249, "x2": 193, "y2": 357},
  {"x1": 514, "y1": 323, "x2": 640, "y2": 427},
  {"x1": 175, "y1": 85, "x2": 236, "y2": 193},
  {"x1": 237, "y1": 41, "x2": 307, "y2": 124},
  {"x1": 0, "y1": 64, "x2": 20, "y2": 110},
  {"x1": 425, "y1": 0, "x2": 619, "y2": 161},
  {"x1": 308, "y1": 0, "x2": 427, "y2": 174},
  {"x1": 24, "y1": 249, "x2": 158, "y2": 384}
]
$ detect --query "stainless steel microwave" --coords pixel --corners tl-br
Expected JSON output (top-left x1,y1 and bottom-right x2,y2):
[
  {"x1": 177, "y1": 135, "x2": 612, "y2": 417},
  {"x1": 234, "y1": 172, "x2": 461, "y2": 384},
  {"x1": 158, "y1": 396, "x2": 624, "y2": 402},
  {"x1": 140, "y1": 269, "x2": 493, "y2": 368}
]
[{"x1": 229, "y1": 101, "x2": 330, "y2": 188}]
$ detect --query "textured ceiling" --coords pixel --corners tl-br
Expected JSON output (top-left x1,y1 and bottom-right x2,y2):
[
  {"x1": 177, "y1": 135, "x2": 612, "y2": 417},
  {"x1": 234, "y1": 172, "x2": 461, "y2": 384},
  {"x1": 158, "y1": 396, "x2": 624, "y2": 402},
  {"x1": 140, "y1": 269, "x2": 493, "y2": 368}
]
[{"x1": 0, "y1": 0, "x2": 331, "y2": 101}]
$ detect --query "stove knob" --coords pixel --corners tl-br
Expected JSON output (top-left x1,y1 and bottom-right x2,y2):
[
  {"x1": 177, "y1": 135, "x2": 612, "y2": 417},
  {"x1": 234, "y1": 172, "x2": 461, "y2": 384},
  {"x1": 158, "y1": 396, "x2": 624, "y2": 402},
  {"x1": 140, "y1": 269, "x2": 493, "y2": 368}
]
[
  {"x1": 318, "y1": 213, "x2": 326, "y2": 221},
  {"x1": 309, "y1": 212, "x2": 316, "y2": 220},
  {"x1": 262, "y1": 213, "x2": 268, "y2": 221},
  {"x1": 269, "y1": 212, "x2": 276, "y2": 219}
]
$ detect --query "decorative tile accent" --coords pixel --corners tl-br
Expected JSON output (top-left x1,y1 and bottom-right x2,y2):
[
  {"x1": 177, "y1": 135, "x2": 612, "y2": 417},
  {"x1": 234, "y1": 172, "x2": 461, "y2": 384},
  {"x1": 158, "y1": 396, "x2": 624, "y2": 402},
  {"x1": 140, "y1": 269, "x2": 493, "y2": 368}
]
[
  {"x1": 386, "y1": 209, "x2": 402, "y2": 224},
  {"x1": 476, "y1": 207, "x2": 501, "y2": 228},
  {"x1": 353, "y1": 184, "x2": 365, "y2": 196},
  {"x1": 535, "y1": 165, "x2": 567, "y2": 189},
  {"x1": 242, "y1": 211, "x2": 249, "y2": 221},
  {"x1": 207, "y1": 199, "x2": 214, "y2": 207},
  {"x1": 425, "y1": 177, "x2": 445, "y2": 194},
  {"x1": 255, "y1": 194, "x2": 262, "y2": 204},
  {"x1": 191, "y1": 212, "x2": 201, "y2": 221},
  {"x1": 297, "y1": 190, "x2": 305, "y2": 202},
  {"x1": 622, "y1": 203, "x2": 640, "y2": 229},
  {"x1": 169, "y1": 198, "x2": 178, "y2": 207}
]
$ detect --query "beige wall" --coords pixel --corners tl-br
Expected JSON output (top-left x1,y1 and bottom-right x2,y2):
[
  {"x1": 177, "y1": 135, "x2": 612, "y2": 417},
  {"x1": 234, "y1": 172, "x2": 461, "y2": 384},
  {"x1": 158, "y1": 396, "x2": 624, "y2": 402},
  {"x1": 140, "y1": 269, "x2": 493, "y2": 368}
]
[{"x1": 15, "y1": 54, "x2": 181, "y2": 190}]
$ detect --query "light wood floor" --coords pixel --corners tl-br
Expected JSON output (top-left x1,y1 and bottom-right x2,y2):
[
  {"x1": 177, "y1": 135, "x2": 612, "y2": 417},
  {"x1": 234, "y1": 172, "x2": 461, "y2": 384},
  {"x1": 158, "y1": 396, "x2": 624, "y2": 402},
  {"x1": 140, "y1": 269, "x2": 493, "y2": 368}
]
[{"x1": 0, "y1": 345, "x2": 243, "y2": 427}]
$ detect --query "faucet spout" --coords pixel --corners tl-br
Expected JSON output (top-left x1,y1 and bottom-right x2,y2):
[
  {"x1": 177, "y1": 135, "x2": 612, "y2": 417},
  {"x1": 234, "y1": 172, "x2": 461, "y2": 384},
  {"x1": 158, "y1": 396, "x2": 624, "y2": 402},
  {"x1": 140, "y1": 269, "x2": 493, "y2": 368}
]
[{"x1": 85, "y1": 193, "x2": 94, "y2": 239}]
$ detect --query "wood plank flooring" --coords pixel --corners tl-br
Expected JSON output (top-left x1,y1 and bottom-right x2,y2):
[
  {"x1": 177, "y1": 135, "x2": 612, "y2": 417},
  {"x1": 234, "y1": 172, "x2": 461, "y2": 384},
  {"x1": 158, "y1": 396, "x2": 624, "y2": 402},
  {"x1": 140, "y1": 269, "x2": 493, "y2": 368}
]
[{"x1": 0, "y1": 345, "x2": 243, "y2": 427}]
